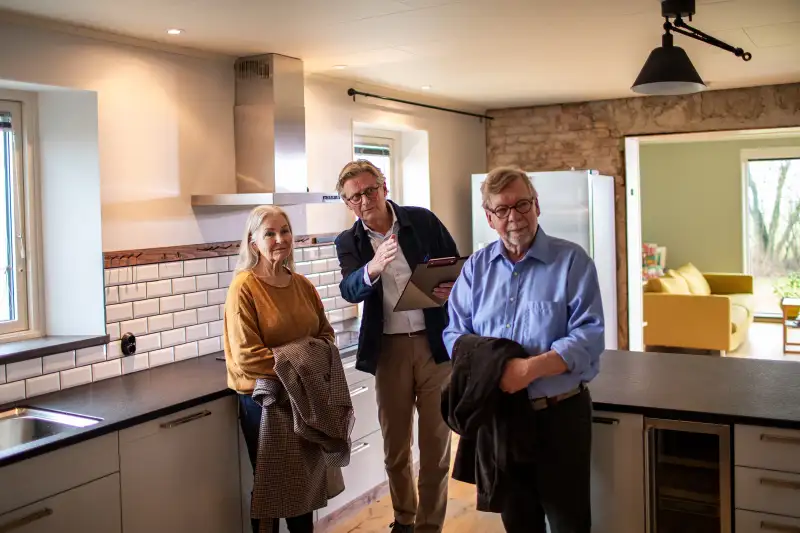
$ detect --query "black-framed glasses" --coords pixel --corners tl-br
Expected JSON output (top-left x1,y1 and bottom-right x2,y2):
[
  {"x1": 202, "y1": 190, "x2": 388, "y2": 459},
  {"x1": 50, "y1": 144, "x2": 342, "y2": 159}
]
[
  {"x1": 486, "y1": 198, "x2": 534, "y2": 219},
  {"x1": 343, "y1": 185, "x2": 380, "y2": 205}
]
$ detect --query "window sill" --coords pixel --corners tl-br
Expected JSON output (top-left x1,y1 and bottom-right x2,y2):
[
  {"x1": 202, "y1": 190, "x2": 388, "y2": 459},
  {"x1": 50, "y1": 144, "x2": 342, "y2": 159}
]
[{"x1": 0, "y1": 335, "x2": 110, "y2": 366}]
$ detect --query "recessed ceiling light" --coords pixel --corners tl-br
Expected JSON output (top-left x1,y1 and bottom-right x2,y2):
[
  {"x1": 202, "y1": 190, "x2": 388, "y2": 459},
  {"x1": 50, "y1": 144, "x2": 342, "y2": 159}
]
[
  {"x1": 167, "y1": 28, "x2": 183, "y2": 35},
  {"x1": 333, "y1": 65, "x2": 347, "y2": 70},
  {"x1": 421, "y1": 85, "x2": 432, "y2": 90}
]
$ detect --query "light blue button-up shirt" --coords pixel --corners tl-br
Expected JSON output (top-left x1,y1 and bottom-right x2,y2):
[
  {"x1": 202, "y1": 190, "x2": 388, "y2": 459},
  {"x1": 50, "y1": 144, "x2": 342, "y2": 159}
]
[{"x1": 443, "y1": 228, "x2": 605, "y2": 399}]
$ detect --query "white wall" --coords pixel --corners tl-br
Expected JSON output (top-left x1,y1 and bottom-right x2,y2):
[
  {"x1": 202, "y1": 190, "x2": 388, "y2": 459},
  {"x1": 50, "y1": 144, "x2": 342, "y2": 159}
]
[{"x1": 0, "y1": 18, "x2": 486, "y2": 254}]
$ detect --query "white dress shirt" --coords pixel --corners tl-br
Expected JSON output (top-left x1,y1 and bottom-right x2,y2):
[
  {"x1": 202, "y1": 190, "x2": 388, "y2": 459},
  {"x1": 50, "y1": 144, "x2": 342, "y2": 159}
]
[{"x1": 362, "y1": 203, "x2": 427, "y2": 334}]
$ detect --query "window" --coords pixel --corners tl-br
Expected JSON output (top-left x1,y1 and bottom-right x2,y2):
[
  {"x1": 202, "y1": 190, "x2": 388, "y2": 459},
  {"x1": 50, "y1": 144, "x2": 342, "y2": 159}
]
[
  {"x1": 354, "y1": 134, "x2": 398, "y2": 202},
  {"x1": 743, "y1": 148, "x2": 800, "y2": 318},
  {"x1": 0, "y1": 100, "x2": 29, "y2": 335}
]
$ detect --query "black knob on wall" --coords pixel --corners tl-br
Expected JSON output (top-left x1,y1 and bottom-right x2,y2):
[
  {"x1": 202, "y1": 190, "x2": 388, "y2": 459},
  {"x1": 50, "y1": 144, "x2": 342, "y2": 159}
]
[{"x1": 121, "y1": 333, "x2": 136, "y2": 356}]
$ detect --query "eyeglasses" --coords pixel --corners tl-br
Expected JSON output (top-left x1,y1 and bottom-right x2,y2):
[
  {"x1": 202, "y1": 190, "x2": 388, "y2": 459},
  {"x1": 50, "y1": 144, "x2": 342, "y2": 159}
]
[
  {"x1": 343, "y1": 185, "x2": 380, "y2": 205},
  {"x1": 486, "y1": 198, "x2": 534, "y2": 219}
]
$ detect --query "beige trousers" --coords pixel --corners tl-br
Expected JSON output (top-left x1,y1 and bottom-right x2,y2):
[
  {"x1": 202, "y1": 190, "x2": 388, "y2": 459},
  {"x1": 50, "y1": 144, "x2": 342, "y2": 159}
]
[{"x1": 374, "y1": 334, "x2": 452, "y2": 533}]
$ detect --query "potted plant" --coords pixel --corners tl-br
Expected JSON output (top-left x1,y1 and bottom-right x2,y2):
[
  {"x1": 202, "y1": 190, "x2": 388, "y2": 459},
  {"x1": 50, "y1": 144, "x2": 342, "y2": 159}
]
[{"x1": 774, "y1": 272, "x2": 800, "y2": 322}]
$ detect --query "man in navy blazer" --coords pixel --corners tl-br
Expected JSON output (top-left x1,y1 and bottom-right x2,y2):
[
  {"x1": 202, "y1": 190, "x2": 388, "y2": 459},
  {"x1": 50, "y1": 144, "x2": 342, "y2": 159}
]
[{"x1": 334, "y1": 160, "x2": 459, "y2": 533}]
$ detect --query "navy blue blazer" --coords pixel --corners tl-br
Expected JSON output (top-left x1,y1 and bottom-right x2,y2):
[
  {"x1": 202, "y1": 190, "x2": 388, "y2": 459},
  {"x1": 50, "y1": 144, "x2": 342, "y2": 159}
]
[{"x1": 334, "y1": 200, "x2": 459, "y2": 375}]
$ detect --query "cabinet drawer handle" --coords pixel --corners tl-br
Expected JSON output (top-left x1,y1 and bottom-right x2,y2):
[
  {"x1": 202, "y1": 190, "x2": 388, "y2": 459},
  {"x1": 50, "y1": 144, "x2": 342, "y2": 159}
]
[
  {"x1": 0, "y1": 508, "x2": 53, "y2": 532},
  {"x1": 349, "y1": 386, "x2": 368, "y2": 398},
  {"x1": 592, "y1": 416, "x2": 620, "y2": 425},
  {"x1": 761, "y1": 434, "x2": 800, "y2": 446},
  {"x1": 760, "y1": 477, "x2": 800, "y2": 491},
  {"x1": 761, "y1": 521, "x2": 800, "y2": 532},
  {"x1": 160, "y1": 410, "x2": 212, "y2": 429},
  {"x1": 352, "y1": 442, "x2": 370, "y2": 455}
]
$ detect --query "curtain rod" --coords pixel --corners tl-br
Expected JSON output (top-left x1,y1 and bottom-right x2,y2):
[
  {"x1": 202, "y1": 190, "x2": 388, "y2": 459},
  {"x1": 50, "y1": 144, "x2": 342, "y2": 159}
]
[{"x1": 347, "y1": 88, "x2": 493, "y2": 121}]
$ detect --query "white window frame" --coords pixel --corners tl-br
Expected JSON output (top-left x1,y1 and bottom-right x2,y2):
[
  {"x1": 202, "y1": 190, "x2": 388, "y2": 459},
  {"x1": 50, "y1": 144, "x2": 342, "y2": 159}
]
[
  {"x1": 353, "y1": 130, "x2": 403, "y2": 205},
  {"x1": 0, "y1": 90, "x2": 43, "y2": 341}
]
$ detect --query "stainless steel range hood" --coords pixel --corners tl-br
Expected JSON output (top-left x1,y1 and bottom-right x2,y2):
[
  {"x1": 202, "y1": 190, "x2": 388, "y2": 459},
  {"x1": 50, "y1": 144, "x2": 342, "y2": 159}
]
[{"x1": 191, "y1": 54, "x2": 341, "y2": 207}]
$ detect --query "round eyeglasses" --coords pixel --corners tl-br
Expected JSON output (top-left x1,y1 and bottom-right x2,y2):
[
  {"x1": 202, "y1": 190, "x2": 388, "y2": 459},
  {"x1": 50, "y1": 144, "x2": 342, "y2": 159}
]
[
  {"x1": 486, "y1": 198, "x2": 534, "y2": 219},
  {"x1": 343, "y1": 185, "x2": 380, "y2": 206}
]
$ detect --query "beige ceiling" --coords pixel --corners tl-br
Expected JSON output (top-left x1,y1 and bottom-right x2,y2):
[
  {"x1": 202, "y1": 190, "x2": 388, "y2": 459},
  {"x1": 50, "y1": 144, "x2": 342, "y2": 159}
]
[{"x1": 1, "y1": 0, "x2": 799, "y2": 108}]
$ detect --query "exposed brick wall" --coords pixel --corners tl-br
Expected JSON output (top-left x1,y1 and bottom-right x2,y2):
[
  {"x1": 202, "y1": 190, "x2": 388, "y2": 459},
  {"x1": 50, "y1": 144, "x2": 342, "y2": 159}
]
[{"x1": 486, "y1": 83, "x2": 800, "y2": 349}]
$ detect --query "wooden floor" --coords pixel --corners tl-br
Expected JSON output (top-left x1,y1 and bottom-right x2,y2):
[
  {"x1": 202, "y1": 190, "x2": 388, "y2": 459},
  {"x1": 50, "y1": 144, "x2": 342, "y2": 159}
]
[{"x1": 727, "y1": 321, "x2": 800, "y2": 362}]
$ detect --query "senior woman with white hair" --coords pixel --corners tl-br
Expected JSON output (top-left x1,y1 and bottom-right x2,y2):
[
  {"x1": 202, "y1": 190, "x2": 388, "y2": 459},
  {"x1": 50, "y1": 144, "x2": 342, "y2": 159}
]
[{"x1": 224, "y1": 205, "x2": 338, "y2": 533}]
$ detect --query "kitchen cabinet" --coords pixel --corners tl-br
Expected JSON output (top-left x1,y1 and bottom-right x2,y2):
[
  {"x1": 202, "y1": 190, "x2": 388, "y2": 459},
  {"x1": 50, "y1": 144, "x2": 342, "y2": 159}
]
[
  {"x1": 0, "y1": 473, "x2": 121, "y2": 533},
  {"x1": 119, "y1": 396, "x2": 242, "y2": 533},
  {"x1": 590, "y1": 411, "x2": 645, "y2": 533}
]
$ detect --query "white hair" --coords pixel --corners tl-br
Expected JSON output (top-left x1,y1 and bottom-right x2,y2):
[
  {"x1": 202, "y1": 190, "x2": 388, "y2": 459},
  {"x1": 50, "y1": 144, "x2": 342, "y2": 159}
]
[{"x1": 233, "y1": 205, "x2": 296, "y2": 276}]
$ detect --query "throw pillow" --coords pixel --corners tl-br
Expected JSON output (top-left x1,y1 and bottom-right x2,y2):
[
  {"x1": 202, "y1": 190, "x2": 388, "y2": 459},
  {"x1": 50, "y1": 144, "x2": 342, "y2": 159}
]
[{"x1": 671, "y1": 263, "x2": 712, "y2": 296}]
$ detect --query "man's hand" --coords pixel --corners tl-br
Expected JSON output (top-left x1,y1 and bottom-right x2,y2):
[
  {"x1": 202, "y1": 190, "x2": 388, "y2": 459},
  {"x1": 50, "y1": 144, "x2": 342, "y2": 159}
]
[
  {"x1": 432, "y1": 281, "x2": 455, "y2": 301},
  {"x1": 500, "y1": 357, "x2": 534, "y2": 394},
  {"x1": 367, "y1": 235, "x2": 398, "y2": 281}
]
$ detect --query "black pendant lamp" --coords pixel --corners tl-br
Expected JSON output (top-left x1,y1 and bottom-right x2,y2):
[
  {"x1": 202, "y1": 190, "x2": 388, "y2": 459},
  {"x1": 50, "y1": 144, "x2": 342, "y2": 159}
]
[{"x1": 632, "y1": 31, "x2": 706, "y2": 95}]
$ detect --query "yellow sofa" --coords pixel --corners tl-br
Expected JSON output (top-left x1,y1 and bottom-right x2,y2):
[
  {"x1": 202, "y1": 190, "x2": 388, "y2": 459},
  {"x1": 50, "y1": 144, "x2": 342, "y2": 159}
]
[{"x1": 643, "y1": 263, "x2": 754, "y2": 354}]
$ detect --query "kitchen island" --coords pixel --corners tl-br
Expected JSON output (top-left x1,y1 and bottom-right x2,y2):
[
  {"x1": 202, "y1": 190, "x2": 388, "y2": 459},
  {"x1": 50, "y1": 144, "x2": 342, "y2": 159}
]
[{"x1": 1, "y1": 349, "x2": 799, "y2": 532}]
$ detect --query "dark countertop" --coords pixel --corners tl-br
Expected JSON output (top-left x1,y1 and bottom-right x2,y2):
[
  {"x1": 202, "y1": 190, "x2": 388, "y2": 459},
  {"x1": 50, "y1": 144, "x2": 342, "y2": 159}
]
[
  {"x1": 591, "y1": 350, "x2": 800, "y2": 430},
  {"x1": 2, "y1": 348, "x2": 799, "y2": 468}
]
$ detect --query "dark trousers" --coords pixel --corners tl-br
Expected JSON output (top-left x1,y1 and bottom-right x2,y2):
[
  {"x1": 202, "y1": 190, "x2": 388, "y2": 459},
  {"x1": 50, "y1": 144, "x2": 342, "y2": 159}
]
[
  {"x1": 501, "y1": 389, "x2": 593, "y2": 533},
  {"x1": 239, "y1": 394, "x2": 314, "y2": 533}
]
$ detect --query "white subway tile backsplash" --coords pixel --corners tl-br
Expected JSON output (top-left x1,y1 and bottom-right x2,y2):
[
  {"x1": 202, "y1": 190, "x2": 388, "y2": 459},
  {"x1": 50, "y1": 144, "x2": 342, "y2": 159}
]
[
  {"x1": 184, "y1": 291, "x2": 208, "y2": 309},
  {"x1": 197, "y1": 305, "x2": 220, "y2": 324},
  {"x1": 320, "y1": 246, "x2": 336, "y2": 259},
  {"x1": 228, "y1": 255, "x2": 238, "y2": 271},
  {"x1": 319, "y1": 272, "x2": 335, "y2": 285},
  {"x1": 344, "y1": 306, "x2": 359, "y2": 320},
  {"x1": 61, "y1": 366, "x2": 93, "y2": 389},
  {"x1": 306, "y1": 274, "x2": 320, "y2": 285},
  {"x1": 92, "y1": 360, "x2": 122, "y2": 381},
  {"x1": 147, "y1": 280, "x2": 172, "y2": 298},
  {"x1": 322, "y1": 298, "x2": 336, "y2": 311},
  {"x1": 7, "y1": 358, "x2": 43, "y2": 382},
  {"x1": 107, "y1": 302, "x2": 134, "y2": 323},
  {"x1": 295, "y1": 262, "x2": 312, "y2": 275},
  {"x1": 173, "y1": 309, "x2": 198, "y2": 328},
  {"x1": 26, "y1": 373, "x2": 60, "y2": 398},
  {"x1": 107, "y1": 341, "x2": 123, "y2": 360},
  {"x1": 160, "y1": 295, "x2": 185, "y2": 313},
  {"x1": 122, "y1": 353, "x2": 149, "y2": 375},
  {"x1": 207, "y1": 289, "x2": 226, "y2": 305},
  {"x1": 148, "y1": 348, "x2": 174, "y2": 368},
  {"x1": 313, "y1": 260, "x2": 330, "y2": 273},
  {"x1": 135, "y1": 264, "x2": 160, "y2": 282},
  {"x1": 148, "y1": 314, "x2": 174, "y2": 333},
  {"x1": 326, "y1": 258, "x2": 339, "y2": 271},
  {"x1": 0, "y1": 381, "x2": 26, "y2": 404},
  {"x1": 293, "y1": 249, "x2": 303, "y2": 262},
  {"x1": 43, "y1": 351, "x2": 76, "y2": 374},
  {"x1": 174, "y1": 342, "x2": 199, "y2": 362},
  {"x1": 207, "y1": 257, "x2": 229, "y2": 273},
  {"x1": 304, "y1": 247, "x2": 320, "y2": 260},
  {"x1": 327, "y1": 285, "x2": 341, "y2": 299},
  {"x1": 172, "y1": 276, "x2": 197, "y2": 294},
  {"x1": 334, "y1": 271, "x2": 343, "y2": 283},
  {"x1": 209, "y1": 320, "x2": 224, "y2": 337},
  {"x1": 121, "y1": 318, "x2": 148, "y2": 336},
  {"x1": 186, "y1": 324, "x2": 209, "y2": 342},
  {"x1": 106, "y1": 267, "x2": 133, "y2": 286},
  {"x1": 161, "y1": 328, "x2": 186, "y2": 347},
  {"x1": 119, "y1": 283, "x2": 147, "y2": 302},
  {"x1": 159, "y1": 262, "x2": 184, "y2": 279},
  {"x1": 219, "y1": 271, "x2": 233, "y2": 288},
  {"x1": 76, "y1": 346, "x2": 106, "y2": 367},
  {"x1": 137, "y1": 333, "x2": 161, "y2": 353},
  {"x1": 328, "y1": 309, "x2": 345, "y2": 323},
  {"x1": 105, "y1": 287, "x2": 119, "y2": 304},
  {"x1": 316, "y1": 286, "x2": 328, "y2": 298},
  {"x1": 133, "y1": 298, "x2": 160, "y2": 318},
  {"x1": 335, "y1": 297, "x2": 349, "y2": 309},
  {"x1": 198, "y1": 336, "x2": 221, "y2": 356},
  {"x1": 107, "y1": 323, "x2": 121, "y2": 341},
  {"x1": 183, "y1": 259, "x2": 207, "y2": 276},
  {"x1": 196, "y1": 274, "x2": 219, "y2": 291}
]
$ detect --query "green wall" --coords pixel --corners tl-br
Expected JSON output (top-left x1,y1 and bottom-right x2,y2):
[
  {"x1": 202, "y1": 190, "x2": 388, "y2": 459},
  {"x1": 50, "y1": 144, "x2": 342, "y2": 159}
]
[{"x1": 640, "y1": 136, "x2": 800, "y2": 273}]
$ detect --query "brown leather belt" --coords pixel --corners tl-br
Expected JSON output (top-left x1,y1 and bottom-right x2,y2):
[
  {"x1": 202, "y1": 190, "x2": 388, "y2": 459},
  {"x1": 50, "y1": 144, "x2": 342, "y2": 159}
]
[
  {"x1": 530, "y1": 383, "x2": 586, "y2": 411},
  {"x1": 384, "y1": 330, "x2": 426, "y2": 337}
]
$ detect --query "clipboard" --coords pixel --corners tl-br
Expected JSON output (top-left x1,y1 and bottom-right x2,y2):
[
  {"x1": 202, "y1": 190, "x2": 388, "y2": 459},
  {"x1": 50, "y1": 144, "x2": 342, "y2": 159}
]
[{"x1": 393, "y1": 256, "x2": 467, "y2": 312}]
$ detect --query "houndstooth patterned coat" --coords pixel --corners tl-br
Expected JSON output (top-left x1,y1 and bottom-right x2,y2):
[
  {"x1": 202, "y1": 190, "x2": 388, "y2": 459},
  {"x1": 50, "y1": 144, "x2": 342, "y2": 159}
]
[{"x1": 251, "y1": 336, "x2": 354, "y2": 532}]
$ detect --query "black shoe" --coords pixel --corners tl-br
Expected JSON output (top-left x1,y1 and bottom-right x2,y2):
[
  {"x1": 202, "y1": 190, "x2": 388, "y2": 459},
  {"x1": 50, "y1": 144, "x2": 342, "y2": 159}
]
[{"x1": 389, "y1": 521, "x2": 414, "y2": 533}]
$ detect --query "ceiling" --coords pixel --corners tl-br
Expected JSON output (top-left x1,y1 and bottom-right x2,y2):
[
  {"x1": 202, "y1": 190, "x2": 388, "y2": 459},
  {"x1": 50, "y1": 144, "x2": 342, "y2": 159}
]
[{"x1": 1, "y1": 0, "x2": 799, "y2": 108}]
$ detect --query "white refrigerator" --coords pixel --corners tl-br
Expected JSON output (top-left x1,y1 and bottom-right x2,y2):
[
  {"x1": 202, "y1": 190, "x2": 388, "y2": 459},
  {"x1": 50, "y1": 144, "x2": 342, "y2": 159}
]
[{"x1": 470, "y1": 170, "x2": 618, "y2": 350}]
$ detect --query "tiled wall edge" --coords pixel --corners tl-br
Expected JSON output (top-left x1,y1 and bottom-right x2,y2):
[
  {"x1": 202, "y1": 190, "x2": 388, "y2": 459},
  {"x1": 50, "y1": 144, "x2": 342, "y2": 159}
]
[{"x1": 0, "y1": 242, "x2": 358, "y2": 405}]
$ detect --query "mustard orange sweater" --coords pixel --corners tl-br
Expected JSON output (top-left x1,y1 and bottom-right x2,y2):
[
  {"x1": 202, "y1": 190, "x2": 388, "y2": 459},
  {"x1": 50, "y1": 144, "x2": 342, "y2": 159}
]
[{"x1": 223, "y1": 270, "x2": 335, "y2": 393}]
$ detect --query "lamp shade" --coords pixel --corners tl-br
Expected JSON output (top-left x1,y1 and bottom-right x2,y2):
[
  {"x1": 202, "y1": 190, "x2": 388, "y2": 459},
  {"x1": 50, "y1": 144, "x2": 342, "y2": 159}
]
[{"x1": 632, "y1": 34, "x2": 706, "y2": 95}]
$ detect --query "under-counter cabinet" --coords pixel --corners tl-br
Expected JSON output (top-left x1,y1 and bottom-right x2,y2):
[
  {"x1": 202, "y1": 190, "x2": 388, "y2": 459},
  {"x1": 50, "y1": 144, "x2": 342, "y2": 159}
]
[
  {"x1": 119, "y1": 396, "x2": 242, "y2": 533},
  {"x1": 0, "y1": 473, "x2": 121, "y2": 533},
  {"x1": 590, "y1": 411, "x2": 646, "y2": 533}
]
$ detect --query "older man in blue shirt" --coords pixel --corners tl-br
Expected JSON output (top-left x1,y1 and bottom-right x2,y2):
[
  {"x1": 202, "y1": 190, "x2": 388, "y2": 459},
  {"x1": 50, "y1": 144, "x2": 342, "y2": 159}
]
[{"x1": 443, "y1": 166, "x2": 604, "y2": 533}]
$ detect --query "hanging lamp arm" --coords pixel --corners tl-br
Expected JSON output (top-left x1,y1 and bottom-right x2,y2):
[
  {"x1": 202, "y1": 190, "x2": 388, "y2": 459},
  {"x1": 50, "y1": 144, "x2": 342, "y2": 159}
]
[{"x1": 667, "y1": 17, "x2": 752, "y2": 61}]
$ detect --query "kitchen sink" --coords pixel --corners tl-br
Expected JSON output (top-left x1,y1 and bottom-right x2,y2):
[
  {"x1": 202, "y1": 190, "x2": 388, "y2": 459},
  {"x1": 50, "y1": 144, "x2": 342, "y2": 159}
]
[{"x1": 0, "y1": 408, "x2": 100, "y2": 452}]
